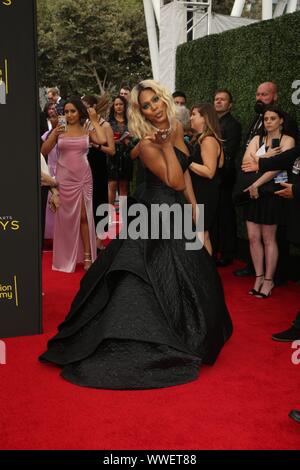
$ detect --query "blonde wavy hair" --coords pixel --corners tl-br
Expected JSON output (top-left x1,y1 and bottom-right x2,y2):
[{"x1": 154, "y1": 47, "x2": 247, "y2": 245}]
[{"x1": 128, "y1": 79, "x2": 176, "y2": 139}]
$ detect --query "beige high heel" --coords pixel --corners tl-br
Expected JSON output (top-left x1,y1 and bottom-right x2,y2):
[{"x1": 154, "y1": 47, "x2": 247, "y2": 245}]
[
  {"x1": 96, "y1": 238, "x2": 106, "y2": 251},
  {"x1": 83, "y1": 252, "x2": 92, "y2": 271}
]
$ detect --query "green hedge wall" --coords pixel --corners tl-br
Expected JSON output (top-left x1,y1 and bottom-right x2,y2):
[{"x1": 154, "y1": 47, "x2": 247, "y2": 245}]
[
  {"x1": 176, "y1": 11, "x2": 300, "y2": 241},
  {"x1": 176, "y1": 11, "x2": 300, "y2": 138}
]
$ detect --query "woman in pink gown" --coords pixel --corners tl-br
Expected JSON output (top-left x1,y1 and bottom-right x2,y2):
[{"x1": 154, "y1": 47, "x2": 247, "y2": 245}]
[{"x1": 41, "y1": 99, "x2": 107, "y2": 272}]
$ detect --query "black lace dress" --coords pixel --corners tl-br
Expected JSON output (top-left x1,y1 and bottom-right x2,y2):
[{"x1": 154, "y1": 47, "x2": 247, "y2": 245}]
[{"x1": 39, "y1": 148, "x2": 233, "y2": 389}]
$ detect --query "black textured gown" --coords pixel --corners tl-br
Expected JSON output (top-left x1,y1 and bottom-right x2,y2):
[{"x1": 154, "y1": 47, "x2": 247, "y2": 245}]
[{"x1": 39, "y1": 148, "x2": 233, "y2": 389}]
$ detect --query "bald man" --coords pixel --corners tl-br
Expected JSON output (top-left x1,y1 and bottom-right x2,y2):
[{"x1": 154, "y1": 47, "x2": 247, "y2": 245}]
[
  {"x1": 246, "y1": 81, "x2": 299, "y2": 146},
  {"x1": 256, "y1": 81, "x2": 278, "y2": 103}
]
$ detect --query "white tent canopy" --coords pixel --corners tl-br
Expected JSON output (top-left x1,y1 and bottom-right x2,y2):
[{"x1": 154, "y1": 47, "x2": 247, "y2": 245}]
[
  {"x1": 159, "y1": 3, "x2": 256, "y2": 92},
  {"x1": 143, "y1": 1, "x2": 300, "y2": 92}
]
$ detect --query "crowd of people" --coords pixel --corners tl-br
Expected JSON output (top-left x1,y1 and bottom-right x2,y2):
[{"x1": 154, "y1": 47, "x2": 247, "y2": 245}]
[{"x1": 39, "y1": 80, "x2": 300, "y2": 421}]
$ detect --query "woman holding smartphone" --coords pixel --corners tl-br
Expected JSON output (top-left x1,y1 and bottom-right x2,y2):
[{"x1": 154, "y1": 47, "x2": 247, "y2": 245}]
[
  {"x1": 107, "y1": 96, "x2": 133, "y2": 212},
  {"x1": 41, "y1": 98, "x2": 106, "y2": 272},
  {"x1": 82, "y1": 94, "x2": 115, "y2": 250},
  {"x1": 242, "y1": 105, "x2": 295, "y2": 298}
]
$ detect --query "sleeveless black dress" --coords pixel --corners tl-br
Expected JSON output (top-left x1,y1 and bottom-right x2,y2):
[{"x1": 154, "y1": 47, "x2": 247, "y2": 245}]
[
  {"x1": 86, "y1": 120, "x2": 108, "y2": 227},
  {"x1": 87, "y1": 151, "x2": 108, "y2": 226},
  {"x1": 189, "y1": 141, "x2": 221, "y2": 231},
  {"x1": 243, "y1": 137, "x2": 286, "y2": 225},
  {"x1": 107, "y1": 119, "x2": 133, "y2": 182},
  {"x1": 39, "y1": 148, "x2": 233, "y2": 389}
]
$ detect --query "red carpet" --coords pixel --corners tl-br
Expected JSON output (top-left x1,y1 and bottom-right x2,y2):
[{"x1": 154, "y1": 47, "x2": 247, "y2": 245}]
[{"x1": 1, "y1": 251, "x2": 300, "y2": 450}]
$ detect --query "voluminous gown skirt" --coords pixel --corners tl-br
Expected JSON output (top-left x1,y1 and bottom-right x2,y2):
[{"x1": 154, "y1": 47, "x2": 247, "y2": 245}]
[{"x1": 40, "y1": 148, "x2": 233, "y2": 389}]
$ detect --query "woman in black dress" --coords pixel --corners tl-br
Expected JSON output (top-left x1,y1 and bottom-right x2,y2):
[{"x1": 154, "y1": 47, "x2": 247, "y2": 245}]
[
  {"x1": 82, "y1": 95, "x2": 115, "y2": 249},
  {"x1": 39, "y1": 80, "x2": 232, "y2": 390},
  {"x1": 108, "y1": 96, "x2": 133, "y2": 209},
  {"x1": 242, "y1": 105, "x2": 295, "y2": 298},
  {"x1": 189, "y1": 103, "x2": 224, "y2": 254}
]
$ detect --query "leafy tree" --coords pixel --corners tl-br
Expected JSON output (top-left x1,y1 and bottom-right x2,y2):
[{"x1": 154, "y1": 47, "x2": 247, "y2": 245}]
[
  {"x1": 37, "y1": 0, "x2": 151, "y2": 96},
  {"x1": 243, "y1": 0, "x2": 263, "y2": 19},
  {"x1": 213, "y1": 0, "x2": 235, "y2": 15},
  {"x1": 213, "y1": 0, "x2": 264, "y2": 19}
]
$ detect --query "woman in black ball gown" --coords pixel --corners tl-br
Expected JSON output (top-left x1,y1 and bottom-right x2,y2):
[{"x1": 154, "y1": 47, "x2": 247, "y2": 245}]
[{"x1": 39, "y1": 80, "x2": 232, "y2": 390}]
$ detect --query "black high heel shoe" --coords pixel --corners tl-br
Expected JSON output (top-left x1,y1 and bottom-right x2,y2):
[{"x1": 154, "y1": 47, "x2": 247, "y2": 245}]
[
  {"x1": 248, "y1": 274, "x2": 264, "y2": 296},
  {"x1": 255, "y1": 278, "x2": 274, "y2": 298}
]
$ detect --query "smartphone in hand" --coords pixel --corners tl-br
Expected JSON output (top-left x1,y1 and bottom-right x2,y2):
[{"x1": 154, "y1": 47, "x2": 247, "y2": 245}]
[
  {"x1": 271, "y1": 138, "x2": 280, "y2": 148},
  {"x1": 58, "y1": 115, "x2": 67, "y2": 132},
  {"x1": 119, "y1": 131, "x2": 130, "y2": 143}
]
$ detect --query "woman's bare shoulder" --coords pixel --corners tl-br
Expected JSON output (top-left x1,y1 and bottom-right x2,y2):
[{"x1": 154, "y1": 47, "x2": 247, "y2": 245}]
[
  {"x1": 200, "y1": 135, "x2": 220, "y2": 147},
  {"x1": 139, "y1": 138, "x2": 156, "y2": 154},
  {"x1": 282, "y1": 134, "x2": 295, "y2": 145}
]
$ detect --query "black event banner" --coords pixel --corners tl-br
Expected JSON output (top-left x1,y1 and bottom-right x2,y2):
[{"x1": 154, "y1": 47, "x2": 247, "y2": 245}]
[{"x1": 0, "y1": 0, "x2": 41, "y2": 337}]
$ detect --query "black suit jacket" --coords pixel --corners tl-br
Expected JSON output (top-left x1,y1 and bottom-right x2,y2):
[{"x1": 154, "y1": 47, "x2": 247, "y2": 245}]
[
  {"x1": 40, "y1": 110, "x2": 48, "y2": 136},
  {"x1": 258, "y1": 146, "x2": 300, "y2": 173},
  {"x1": 55, "y1": 97, "x2": 66, "y2": 116},
  {"x1": 219, "y1": 112, "x2": 242, "y2": 184},
  {"x1": 258, "y1": 146, "x2": 300, "y2": 243}
]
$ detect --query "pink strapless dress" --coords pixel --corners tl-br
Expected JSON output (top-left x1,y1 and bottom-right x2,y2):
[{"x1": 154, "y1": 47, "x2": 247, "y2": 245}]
[{"x1": 52, "y1": 135, "x2": 96, "y2": 272}]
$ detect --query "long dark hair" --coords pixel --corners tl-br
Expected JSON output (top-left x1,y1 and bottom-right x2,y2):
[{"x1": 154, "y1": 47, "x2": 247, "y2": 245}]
[
  {"x1": 82, "y1": 93, "x2": 110, "y2": 119},
  {"x1": 81, "y1": 95, "x2": 98, "y2": 107},
  {"x1": 43, "y1": 101, "x2": 56, "y2": 117},
  {"x1": 64, "y1": 98, "x2": 88, "y2": 125},
  {"x1": 191, "y1": 103, "x2": 222, "y2": 143},
  {"x1": 109, "y1": 95, "x2": 128, "y2": 124},
  {"x1": 262, "y1": 104, "x2": 286, "y2": 135}
]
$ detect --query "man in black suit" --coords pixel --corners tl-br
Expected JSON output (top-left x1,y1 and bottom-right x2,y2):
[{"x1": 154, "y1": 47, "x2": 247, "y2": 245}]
[
  {"x1": 242, "y1": 146, "x2": 300, "y2": 340},
  {"x1": 39, "y1": 105, "x2": 48, "y2": 136},
  {"x1": 245, "y1": 82, "x2": 299, "y2": 147},
  {"x1": 119, "y1": 84, "x2": 131, "y2": 102},
  {"x1": 262, "y1": 150, "x2": 300, "y2": 425},
  {"x1": 234, "y1": 81, "x2": 299, "y2": 278},
  {"x1": 273, "y1": 153, "x2": 300, "y2": 424},
  {"x1": 242, "y1": 146, "x2": 300, "y2": 424},
  {"x1": 213, "y1": 89, "x2": 242, "y2": 266},
  {"x1": 47, "y1": 87, "x2": 65, "y2": 116}
]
